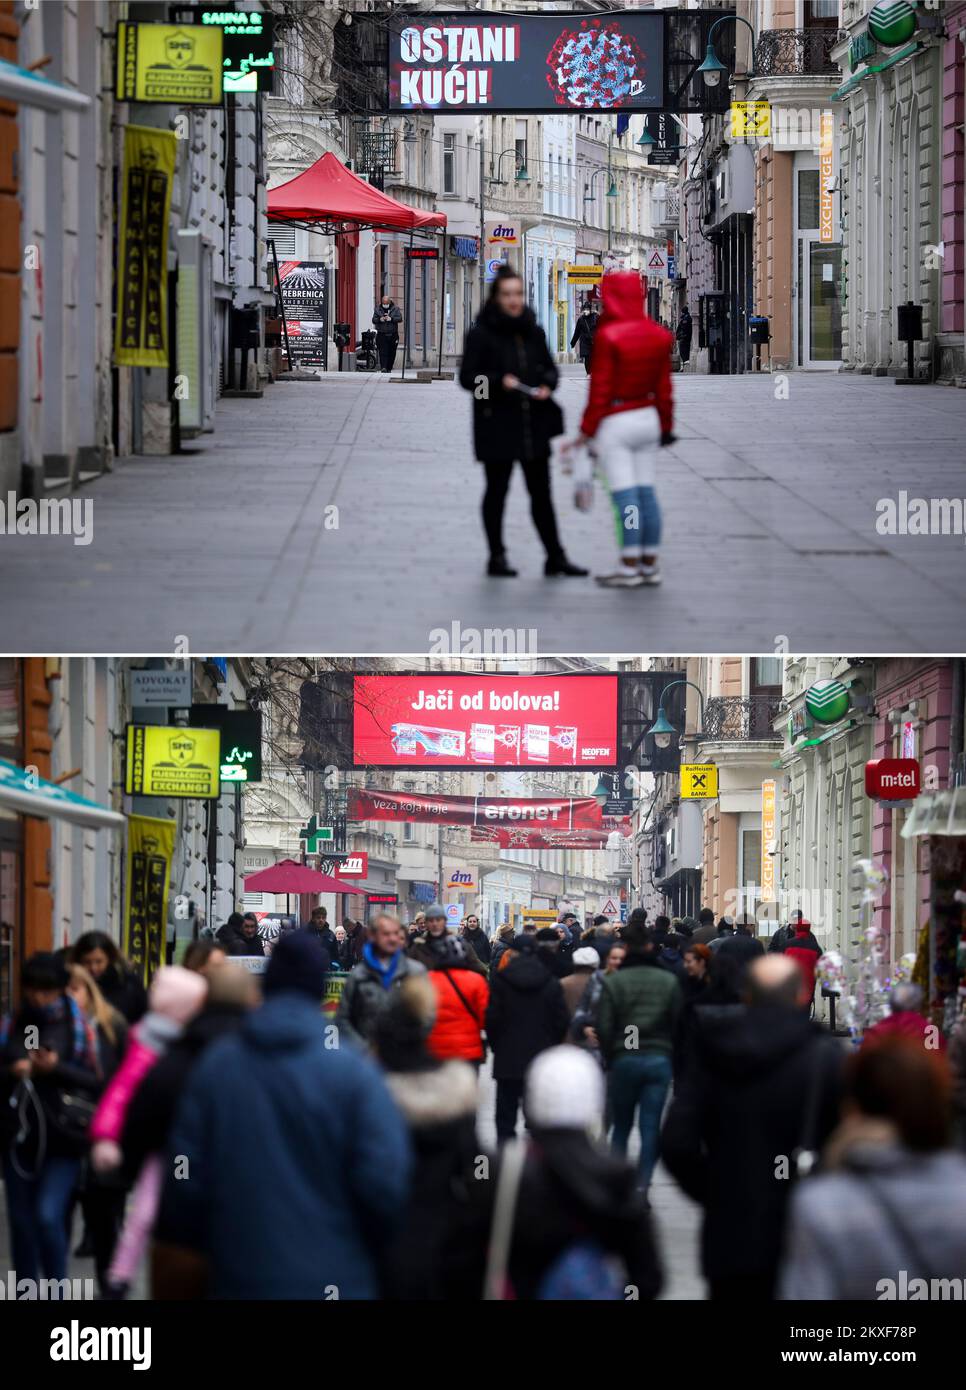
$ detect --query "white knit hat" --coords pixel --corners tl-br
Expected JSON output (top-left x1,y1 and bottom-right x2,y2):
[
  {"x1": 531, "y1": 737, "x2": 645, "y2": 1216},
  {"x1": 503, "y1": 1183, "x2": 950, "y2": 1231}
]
[
  {"x1": 572, "y1": 946, "x2": 600, "y2": 969},
  {"x1": 525, "y1": 1045, "x2": 604, "y2": 1132}
]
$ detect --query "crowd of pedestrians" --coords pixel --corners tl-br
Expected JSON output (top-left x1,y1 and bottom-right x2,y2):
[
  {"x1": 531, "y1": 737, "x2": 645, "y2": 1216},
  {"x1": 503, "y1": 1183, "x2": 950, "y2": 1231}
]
[{"x1": 3, "y1": 903, "x2": 966, "y2": 1300}]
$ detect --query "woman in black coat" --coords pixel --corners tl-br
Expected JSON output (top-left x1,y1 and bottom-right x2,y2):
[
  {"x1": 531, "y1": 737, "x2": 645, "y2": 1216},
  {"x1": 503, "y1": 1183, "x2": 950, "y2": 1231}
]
[
  {"x1": 70, "y1": 931, "x2": 147, "y2": 1024},
  {"x1": 459, "y1": 266, "x2": 587, "y2": 579}
]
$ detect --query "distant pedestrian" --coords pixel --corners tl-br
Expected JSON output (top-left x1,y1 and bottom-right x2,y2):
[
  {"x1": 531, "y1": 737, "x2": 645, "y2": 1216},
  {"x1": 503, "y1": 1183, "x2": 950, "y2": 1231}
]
[
  {"x1": 70, "y1": 931, "x2": 148, "y2": 1024},
  {"x1": 459, "y1": 265, "x2": 588, "y2": 580},
  {"x1": 570, "y1": 302, "x2": 600, "y2": 374},
  {"x1": 691, "y1": 908, "x2": 717, "y2": 946},
  {"x1": 228, "y1": 913, "x2": 265, "y2": 958},
  {"x1": 490, "y1": 923, "x2": 516, "y2": 971},
  {"x1": 570, "y1": 941, "x2": 626, "y2": 1058},
  {"x1": 675, "y1": 305, "x2": 693, "y2": 364},
  {"x1": 336, "y1": 912, "x2": 427, "y2": 1051},
  {"x1": 485, "y1": 935, "x2": 569, "y2": 1142},
  {"x1": 373, "y1": 295, "x2": 402, "y2": 372},
  {"x1": 565, "y1": 270, "x2": 675, "y2": 589},
  {"x1": 214, "y1": 912, "x2": 246, "y2": 956},
  {"x1": 155, "y1": 930, "x2": 411, "y2": 1299},
  {"x1": 409, "y1": 903, "x2": 486, "y2": 976},
  {"x1": 561, "y1": 946, "x2": 600, "y2": 1018},
  {"x1": 459, "y1": 913, "x2": 491, "y2": 966},
  {"x1": 596, "y1": 920, "x2": 681, "y2": 1192},
  {"x1": 425, "y1": 936, "x2": 489, "y2": 1067},
  {"x1": 780, "y1": 1037, "x2": 966, "y2": 1300},
  {"x1": 708, "y1": 916, "x2": 736, "y2": 952},
  {"x1": 861, "y1": 983, "x2": 941, "y2": 1052},
  {"x1": 783, "y1": 917, "x2": 823, "y2": 1011}
]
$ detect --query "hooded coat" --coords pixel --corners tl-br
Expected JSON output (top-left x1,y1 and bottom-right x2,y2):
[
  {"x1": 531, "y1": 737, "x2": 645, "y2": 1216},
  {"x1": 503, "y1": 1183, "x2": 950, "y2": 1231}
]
[
  {"x1": 485, "y1": 952, "x2": 570, "y2": 1081},
  {"x1": 158, "y1": 992, "x2": 411, "y2": 1299},
  {"x1": 459, "y1": 302, "x2": 563, "y2": 463},
  {"x1": 579, "y1": 271, "x2": 674, "y2": 440},
  {"x1": 661, "y1": 1003, "x2": 844, "y2": 1288}
]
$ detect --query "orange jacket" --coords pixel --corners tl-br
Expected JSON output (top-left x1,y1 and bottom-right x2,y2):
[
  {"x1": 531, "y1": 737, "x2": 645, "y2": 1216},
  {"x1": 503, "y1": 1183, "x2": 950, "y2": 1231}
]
[
  {"x1": 580, "y1": 271, "x2": 674, "y2": 439},
  {"x1": 427, "y1": 968, "x2": 489, "y2": 1063}
]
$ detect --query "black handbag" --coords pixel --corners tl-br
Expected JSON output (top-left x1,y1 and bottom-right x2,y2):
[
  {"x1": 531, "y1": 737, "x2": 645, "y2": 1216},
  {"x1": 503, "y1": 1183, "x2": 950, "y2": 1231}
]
[{"x1": 48, "y1": 1083, "x2": 98, "y2": 1150}]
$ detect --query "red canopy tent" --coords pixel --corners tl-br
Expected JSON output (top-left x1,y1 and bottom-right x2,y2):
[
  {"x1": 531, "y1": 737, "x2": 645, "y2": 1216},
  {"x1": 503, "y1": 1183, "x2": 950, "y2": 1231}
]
[
  {"x1": 268, "y1": 151, "x2": 446, "y2": 235},
  {"x1": 243, "y1": 859, "x2": 359, "y2": 895},
  {"x1": 267, "y1": 153, "x2": 447, "y2": 368}
]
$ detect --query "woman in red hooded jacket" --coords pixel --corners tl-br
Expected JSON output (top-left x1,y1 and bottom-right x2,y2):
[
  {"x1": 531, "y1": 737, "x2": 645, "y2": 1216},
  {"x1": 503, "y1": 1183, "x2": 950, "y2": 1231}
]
[
  {"x1": 426, "y1": 937, "x2": 489, "y2": 1066},
  {"x1": 566, "y1": 271, "x2": 675, "y2": 589}
]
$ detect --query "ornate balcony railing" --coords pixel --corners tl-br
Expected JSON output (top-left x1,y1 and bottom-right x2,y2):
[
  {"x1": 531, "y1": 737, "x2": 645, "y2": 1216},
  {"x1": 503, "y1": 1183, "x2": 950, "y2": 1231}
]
[
  {"x1": 754, "y1": 27, "x2": 840, "y2": 78},
  {"x1": 703, "y1": 696, "x2": 782, "y2": 742}
]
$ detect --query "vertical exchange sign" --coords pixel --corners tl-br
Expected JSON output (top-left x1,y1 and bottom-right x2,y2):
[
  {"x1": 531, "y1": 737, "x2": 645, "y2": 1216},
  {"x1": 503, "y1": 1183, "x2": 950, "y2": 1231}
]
[
  {"x1": 760, "y1": 779, "x2": 777, "y2": 904},
  {"x1": 819, "y1": 111, "x2": 835, "y2": 244},
  {"x1": 114, "y1": 125, "x2": 177, "y2": 368},
  {"x1": 124, "y1": 814, "x2": 176, "y2": 986}
]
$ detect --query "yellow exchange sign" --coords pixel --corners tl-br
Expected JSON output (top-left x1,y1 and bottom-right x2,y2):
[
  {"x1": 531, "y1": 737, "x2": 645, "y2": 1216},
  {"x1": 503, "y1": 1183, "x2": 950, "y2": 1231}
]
[
  {"x1": 126, "y1": 724, "x2": 221, "y2": 799},
  {"x1": 116, "y1": 22, "x2": 224, "y2": 105}
]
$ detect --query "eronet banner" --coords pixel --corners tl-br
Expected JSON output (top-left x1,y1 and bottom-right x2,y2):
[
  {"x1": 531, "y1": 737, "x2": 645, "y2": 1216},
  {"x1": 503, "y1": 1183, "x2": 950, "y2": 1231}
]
[
  {"x1": 389, "y1": 12, "x2": 664, "y2": 113},
  {"x1": 348, "y1": 788, "x2": 603, "y2": 831},
  {"x1": 353, "y1": 673, "x2": 618, "y2": 768},
  {"x1": 470, "y1": 824, "x2": 627, "y2": 850},
  {"x1": 124, "y1": 814, "x2": 175, "y2": 987},
  {"x1": 114, "y1": 126, "x2": 177, "y2": 368}
]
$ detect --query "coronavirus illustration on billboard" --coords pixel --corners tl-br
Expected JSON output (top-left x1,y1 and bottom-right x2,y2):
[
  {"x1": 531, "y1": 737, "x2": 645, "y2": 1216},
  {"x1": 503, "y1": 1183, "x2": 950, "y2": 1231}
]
[{"x1": 388, "y1": 12, "x2": 665, "y2": 113}]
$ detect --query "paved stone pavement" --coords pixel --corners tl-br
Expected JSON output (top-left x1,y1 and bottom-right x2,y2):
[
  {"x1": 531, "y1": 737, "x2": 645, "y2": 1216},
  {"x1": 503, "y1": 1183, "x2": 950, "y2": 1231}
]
[{"x1": 3, "y1": 367, "x2": 964, "y2": 653}]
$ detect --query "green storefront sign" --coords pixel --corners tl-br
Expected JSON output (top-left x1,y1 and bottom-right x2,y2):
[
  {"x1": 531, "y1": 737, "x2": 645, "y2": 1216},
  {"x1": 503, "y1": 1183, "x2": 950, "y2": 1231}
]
[
  {"x1": 804, "y1": 679, "x2": 851, "y2": 726},
  {"x1": 849, "y1": 29, "x2": 877, "y2": 72}
]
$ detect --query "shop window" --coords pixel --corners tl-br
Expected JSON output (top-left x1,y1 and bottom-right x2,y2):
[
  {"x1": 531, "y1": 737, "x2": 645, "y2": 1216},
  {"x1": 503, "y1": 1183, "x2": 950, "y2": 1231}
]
[{"x1": 798, "y1": 169, "x2": 820, "y2": 230}]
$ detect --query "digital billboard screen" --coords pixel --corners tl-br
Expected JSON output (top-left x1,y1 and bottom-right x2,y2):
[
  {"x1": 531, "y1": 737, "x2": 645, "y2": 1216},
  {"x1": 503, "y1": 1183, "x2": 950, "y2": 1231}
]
[
  {"x1": 353, "y1": 674, "x2": 619, "y2": 769},
  {"x1": 388, "y1": 12, "x2": 665, "y2": 113}
]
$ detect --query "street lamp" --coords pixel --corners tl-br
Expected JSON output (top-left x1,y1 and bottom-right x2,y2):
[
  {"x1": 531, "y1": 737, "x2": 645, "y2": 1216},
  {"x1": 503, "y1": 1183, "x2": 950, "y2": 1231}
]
[
  {"x1": 696, "y1": 14, "x2": 757, "y2": 89},
  {"x1": 491, "y1": 148, "x2": 530, "y2": 185},
  {"x1": 583, "y1": 167, "x2": 618, "y2": 202},
  {"x1": 647, "y1": 678, "x2": 706, "y2": 749},
  {"x1": 636, "y1": 128, "x2": 655, "y2": 149}
]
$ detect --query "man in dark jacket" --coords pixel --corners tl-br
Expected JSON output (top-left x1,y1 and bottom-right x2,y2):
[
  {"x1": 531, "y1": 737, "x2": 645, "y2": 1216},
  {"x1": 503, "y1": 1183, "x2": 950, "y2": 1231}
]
[
  {"x1": 691, "y1": 908, "x2": 718, "y2": 946},
  {"x1": 661, "y1": 955, "x2": 844, "y2": 1301},
  {"x1": 596, "y1": 926, "x2": 681, "y2": 1192},
  {"x1": 409, "y1": 903, "x2": 486, "y2": 976},
  {"x1": 304, "y1": 906, "x2": 340, "y2": 967},
  {"x1": 228, "y1": 912, "x2": 266, "y2": 958},
  {"x1": 675, "y1": 305, "x2": 693, "y2": 364},
  {"x1": 216, "y1": 911, "x2": 245, "y2": 953},
  {"x1": 570, "y1": 302, "x2": 599, "y2": 374},
  {"x1": 485, "y1": 935, "x2": 569, "y2": 1142},
  {"x1": 155, "y1": 931, "x2": 411, "y2": 1299},
  {"x1": 337, "y1": 913, "x2": 427, "y2": 1051},
  {"x1": 459, "y1": 913, "x2": 491, "y2": 966},
  {"x1": 372, "y1": 296, "x2": 402, "y2": 372},
  {"x1": 459, "y1": 265, "x2": 587, "y2": 580}
]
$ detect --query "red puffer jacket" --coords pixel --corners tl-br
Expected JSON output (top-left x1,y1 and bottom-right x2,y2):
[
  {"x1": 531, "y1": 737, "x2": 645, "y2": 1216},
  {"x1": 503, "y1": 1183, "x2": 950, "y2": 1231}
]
[
  {"x1": 579, "y1": 271, "x2": 674, "y2": 439},
  {"x1": 784, "y1": 922, "x2": 823, "y2": 999},
  {"x1": 427, "y1": 968, "x2": 489, "y2": 1063}
]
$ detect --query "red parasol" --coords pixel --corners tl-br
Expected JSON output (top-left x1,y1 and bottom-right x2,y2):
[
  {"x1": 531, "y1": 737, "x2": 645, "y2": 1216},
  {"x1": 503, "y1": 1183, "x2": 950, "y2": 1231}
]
[{"x1": 242, "y1": 859, "x2": 360, "y2": 895}]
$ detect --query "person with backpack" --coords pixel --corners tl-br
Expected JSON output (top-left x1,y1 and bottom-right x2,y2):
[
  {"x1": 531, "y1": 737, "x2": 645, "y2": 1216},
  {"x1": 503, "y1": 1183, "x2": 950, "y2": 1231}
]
[
  {"x1": 482, "y1": 1046, "x2": 661, "y2": 1300},
  {"x1": 425, "y1": 936, "x2": 489, "y2": 1068}
]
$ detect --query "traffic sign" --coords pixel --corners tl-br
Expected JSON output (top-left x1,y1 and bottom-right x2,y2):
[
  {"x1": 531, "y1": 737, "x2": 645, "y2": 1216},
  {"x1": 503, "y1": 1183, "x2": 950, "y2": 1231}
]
[
  {"x1": 645, "y1": 248, "x2": 668, "y2": 277},
  {"x1": 680, "y1": 764, "x2": 719, "y2": 799},
  {"x1": 600, "y1": 896, "x2": 620, "y2": 918}
]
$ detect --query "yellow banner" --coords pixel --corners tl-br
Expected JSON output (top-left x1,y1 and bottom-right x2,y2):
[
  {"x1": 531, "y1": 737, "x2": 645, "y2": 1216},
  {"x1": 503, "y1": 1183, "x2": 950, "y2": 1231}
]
[
  {"x1": 761, "y1": 779, "x2": 777, "y2": 902},
  {"x1": 114, "y1": 126, "x2": 177, "y2": 368},
  {"x1": 566, "y1": 264, "x2": 603, "y2": 283},
  {"x1": 124, "y1": 814, "x2": 176, "y2": 986},
  {"x1": 126, "y1": 724, "x2": 221, "y2": 799},
  {"x1": 730, "y1": 101, "x2": 770, "y2": 139},
  {"x1": 116, "y1": 22, "x2": 223, "y2": 104}
]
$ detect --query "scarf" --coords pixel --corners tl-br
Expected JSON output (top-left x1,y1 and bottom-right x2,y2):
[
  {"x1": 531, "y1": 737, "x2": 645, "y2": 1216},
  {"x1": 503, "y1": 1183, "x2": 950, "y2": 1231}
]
[
  {"x1": 363, "y1": 941, "x2": 401, "y2": 990},
  {"x1": 38, "y1": 994, "x2": 99, "y2": 1075}
]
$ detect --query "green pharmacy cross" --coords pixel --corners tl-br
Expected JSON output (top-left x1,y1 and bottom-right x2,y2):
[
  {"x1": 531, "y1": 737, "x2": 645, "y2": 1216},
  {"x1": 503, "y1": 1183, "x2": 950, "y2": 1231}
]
[{"x1": 299, "y1": 814, "x2": 334, "y2": 854}]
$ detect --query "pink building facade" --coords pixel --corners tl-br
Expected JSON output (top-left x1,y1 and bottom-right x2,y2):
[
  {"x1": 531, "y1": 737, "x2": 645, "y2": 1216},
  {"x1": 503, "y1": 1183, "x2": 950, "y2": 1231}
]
[
  {"x1": 871, "y1": 659, "x2": 954, "y2": 965},
  {"x1": 940, "y1": 4, "x2": 966, "y2": 381}
]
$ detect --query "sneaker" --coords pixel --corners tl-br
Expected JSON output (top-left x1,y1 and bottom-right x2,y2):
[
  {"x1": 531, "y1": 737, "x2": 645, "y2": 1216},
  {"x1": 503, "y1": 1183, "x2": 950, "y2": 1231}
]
[
  {"x1": 638, "y1": 560, "x2": 662, "y2": 586},
  {"x1": 595, "y1": 568, "x2": 645, "y2": 589}
]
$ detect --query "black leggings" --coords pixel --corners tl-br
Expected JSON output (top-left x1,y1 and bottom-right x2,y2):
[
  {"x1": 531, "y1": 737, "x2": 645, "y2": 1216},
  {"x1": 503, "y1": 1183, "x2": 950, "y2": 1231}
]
[{"x1": 482, "y1": 455, "x2": 564, "y2": 561}]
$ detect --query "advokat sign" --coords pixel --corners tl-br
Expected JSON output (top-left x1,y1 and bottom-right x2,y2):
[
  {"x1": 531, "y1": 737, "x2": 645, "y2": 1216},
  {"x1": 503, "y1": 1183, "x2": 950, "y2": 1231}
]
[{"x1": 389, "y1": 12, "x2": 665, "y2": 113}]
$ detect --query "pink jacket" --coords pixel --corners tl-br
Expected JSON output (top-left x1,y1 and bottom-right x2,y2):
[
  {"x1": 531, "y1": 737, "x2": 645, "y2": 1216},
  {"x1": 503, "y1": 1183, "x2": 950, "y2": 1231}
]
[{"x1": 89, "y1": 1031, "x2": 160, "y2": 1144}]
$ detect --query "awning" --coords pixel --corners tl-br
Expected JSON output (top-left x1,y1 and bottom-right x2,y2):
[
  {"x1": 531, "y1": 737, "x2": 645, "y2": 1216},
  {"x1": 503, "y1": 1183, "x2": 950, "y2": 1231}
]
[
  {"x1": 901, "y1": 789, "x2": 966, "y2": 840},
  {"x1": 832, "y1": 41, "x2": 922, "y2": 101},
  {"x1": 0, "y1": 58, "x2": 91, "y2": 113},
  {"x1": 268, "y1": 151, "x2": 446, "y2": 235},
  {"x1": 0, "y1": 759, "x2": 125, "y2": 831}
]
